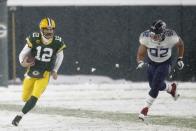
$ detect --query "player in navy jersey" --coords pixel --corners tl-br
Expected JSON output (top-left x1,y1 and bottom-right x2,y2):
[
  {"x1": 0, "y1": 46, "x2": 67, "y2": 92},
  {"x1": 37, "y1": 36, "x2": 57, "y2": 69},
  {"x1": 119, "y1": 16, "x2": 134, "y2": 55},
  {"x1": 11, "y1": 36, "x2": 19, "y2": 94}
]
[{"x1": 136, "y1": 20, "x2": 184, "y2": 121}]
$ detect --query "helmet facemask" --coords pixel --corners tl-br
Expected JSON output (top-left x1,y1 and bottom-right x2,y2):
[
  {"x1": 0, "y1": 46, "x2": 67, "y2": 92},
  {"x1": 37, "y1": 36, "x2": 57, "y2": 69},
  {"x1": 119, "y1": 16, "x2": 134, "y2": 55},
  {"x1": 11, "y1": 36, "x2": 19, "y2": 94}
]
[
  {"x1": 150, "y1": 31, "x2": 165, "y2": 42},
  {"x1": 149, "y1": 20, "x2": 166, "y2": 43},
  {"x1": 39, "y1": 17, "x2": 56, "y2": 40},
  {"x1": 41, "y1": 27, "x2": 55, "y2": 40}
]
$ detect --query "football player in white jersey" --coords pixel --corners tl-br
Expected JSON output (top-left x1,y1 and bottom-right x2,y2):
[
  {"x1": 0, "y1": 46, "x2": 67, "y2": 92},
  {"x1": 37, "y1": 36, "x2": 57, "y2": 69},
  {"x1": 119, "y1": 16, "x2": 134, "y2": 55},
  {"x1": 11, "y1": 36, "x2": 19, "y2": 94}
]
[{"x1": 136, "y1": 20, "x2": 184, "y2": 121}]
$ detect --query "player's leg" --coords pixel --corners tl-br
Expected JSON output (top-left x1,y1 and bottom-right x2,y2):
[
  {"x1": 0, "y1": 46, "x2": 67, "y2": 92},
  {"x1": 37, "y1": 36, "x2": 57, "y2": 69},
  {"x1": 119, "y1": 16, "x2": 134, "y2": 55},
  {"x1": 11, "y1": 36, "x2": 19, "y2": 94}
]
[
  {"x1": 139, "y1": 63, "x2": 170, "y2": 120},
  {"x1": 22, "y1": 77, "x2": 36, "y2": 102},
  {"x1": 12, "y1": 96, "x2": 38, "y2": 126},
  {"x1": 22, "y1": 71, "x2": 50, "y2": 115},
  {"x1": 12, "y1": 77, "x2": 36, "y2": 126},
  {"x1": 149, "y1": 63, "x2": 169, "y2": 97},
  {"x1": 153, "y1": 64, "x2": 180, "y2": 100},
  {"x1": 139, "y1": 63, "x2": 171, "y2": 120},
  {"x1": 139, "y1": 64, "x2": 156, "y2": 120},
  {"x1": 12, "y1": 72, "x2": 50, "y2": 126},
  {"x1": 145, "y1": 64, "x2": 157, "y2": 107},
  {"x1": 147, "y1": 64, "x2": 155, "y2": 89},
  {"x1": 32, "y1": 71, "x2": 50, "y2": 98}
]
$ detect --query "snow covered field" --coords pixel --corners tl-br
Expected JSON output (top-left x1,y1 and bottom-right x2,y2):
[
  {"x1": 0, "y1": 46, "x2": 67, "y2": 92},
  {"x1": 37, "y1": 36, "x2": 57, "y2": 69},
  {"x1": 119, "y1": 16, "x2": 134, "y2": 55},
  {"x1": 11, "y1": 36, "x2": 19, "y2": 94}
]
[{"x1": 0, "y1": 75, "x2": 196, "y2": 131}]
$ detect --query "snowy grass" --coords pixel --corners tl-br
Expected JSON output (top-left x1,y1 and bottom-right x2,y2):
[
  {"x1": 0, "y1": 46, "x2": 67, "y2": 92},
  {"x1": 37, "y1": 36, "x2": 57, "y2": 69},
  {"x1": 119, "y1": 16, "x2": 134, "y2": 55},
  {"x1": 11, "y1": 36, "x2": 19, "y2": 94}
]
[
  {"x1": 1, "y1": 104, "x2": 196, "y2": 127},
  {"x1": 0, "y1": 77, "x2": 196, "y2": 131}
]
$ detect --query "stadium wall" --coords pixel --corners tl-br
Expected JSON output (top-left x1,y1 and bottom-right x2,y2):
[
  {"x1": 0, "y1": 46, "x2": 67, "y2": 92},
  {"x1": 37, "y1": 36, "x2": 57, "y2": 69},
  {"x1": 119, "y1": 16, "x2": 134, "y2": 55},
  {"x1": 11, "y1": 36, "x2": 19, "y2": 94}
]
[
  {"x1": 7, "y1": 6, "x2": 196, "y2": 81},
  {"x1": 0, "y1": 0, "x2": 8, "y2": 87}
]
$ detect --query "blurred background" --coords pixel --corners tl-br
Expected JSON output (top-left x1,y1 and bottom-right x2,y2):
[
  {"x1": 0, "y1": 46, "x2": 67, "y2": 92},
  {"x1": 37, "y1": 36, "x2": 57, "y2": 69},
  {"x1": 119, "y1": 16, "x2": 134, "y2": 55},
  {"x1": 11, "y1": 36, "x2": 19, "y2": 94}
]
[{"x1": 1, "y1": 0, "x2": 196, "y2": 86}]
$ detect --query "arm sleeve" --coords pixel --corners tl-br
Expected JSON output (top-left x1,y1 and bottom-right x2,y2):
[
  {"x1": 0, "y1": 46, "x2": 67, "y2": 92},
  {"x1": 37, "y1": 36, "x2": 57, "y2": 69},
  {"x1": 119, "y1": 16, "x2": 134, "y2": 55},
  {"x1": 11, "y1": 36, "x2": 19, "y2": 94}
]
[
  {"x1": 53, "y1": 51, "x2": 64, "y2": 72},
  {"x1": 19, "y1": 44, "x2": 31, "y2": 64}
]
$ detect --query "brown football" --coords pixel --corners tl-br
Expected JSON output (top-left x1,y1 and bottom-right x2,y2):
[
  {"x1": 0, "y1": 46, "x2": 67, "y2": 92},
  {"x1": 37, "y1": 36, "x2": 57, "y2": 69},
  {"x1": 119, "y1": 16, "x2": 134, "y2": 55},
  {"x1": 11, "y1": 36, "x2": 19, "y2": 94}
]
[{"x1": 26, "y1": 55, "x2": 35, "y2": 63}]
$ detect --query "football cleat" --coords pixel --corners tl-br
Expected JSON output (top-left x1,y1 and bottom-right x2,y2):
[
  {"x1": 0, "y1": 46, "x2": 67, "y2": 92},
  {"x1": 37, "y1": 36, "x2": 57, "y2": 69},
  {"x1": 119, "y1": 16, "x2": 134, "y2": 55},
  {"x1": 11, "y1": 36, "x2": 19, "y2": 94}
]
[
  {"x1": 167, "y1": 83, "x2": 180, "y2": 100},
  {"x1": 12, "y1": 115, "x2": 22, "y2": 126},
  {"x1": 139, "y1": 107, "x2": 148, "y2": 121}
]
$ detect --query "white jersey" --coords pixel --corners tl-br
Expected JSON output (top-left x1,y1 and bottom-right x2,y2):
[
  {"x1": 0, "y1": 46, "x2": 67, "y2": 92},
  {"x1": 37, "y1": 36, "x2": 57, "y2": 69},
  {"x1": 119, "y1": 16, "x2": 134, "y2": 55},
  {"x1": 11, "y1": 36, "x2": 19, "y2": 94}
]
[{"x1": 139, "y1": 29, "x2": 179, "y2": 63}]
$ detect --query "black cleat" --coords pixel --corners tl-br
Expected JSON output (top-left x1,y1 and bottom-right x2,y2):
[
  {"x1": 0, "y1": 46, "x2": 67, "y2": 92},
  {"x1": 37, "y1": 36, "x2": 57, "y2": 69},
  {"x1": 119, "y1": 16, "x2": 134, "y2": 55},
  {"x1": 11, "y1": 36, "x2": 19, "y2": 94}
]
[{"x1": 12, "y1": 115, "x2": 22, "y2": 126}]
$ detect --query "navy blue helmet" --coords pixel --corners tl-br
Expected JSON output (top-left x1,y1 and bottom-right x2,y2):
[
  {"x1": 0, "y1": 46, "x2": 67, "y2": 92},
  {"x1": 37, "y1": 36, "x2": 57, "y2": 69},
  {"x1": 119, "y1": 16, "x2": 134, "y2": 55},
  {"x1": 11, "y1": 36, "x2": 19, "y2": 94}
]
[
  {"x1": 149, "y1": 20, "x2": 167, "y2": 42},
  {"x1": 150, "y1": 20, "x2": 166, "y2": 34}
]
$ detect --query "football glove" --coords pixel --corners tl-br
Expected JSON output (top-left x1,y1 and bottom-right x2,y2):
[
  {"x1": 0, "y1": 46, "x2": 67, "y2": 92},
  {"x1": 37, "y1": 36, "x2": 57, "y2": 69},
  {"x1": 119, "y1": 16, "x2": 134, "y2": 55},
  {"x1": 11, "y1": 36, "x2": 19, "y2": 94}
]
[{"x1": 177, "y1": 57, "x2": 184, "y2": 70}]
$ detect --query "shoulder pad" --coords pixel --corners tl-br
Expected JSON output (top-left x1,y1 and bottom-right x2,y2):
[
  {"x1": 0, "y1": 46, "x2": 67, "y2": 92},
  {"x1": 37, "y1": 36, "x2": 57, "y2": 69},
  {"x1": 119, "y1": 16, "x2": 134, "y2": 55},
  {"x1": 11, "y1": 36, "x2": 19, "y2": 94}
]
[
  {"x1": 54, "y1": 35, "x2": 63, "y2": 43},
  {"x1": 26, "y1": 32, "x2": 41, "y2": 48},
  {"x1": 139, "y1": 30, "x2": 150, "y2": 46},
  {"x1": 164, "y1": 29, "x2": 177, "y2": 37},
  {"x1": 141, "y1": 30, "x2": 151, "y2": 37},
  {"x1": 164, "y1": 29, "x2": 179, "y2": 44},
  {"x1": 54, "y1": 35, "x2": 67, "y2": 52},
  {"x1": 31, "y1": 32, "x2": 41, "y2": 38}
]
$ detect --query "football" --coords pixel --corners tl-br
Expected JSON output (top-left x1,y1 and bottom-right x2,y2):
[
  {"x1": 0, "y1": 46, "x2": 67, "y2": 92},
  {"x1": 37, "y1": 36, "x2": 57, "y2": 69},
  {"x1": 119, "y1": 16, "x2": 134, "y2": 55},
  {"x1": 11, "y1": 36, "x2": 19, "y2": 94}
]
[{"x1": 26, "y1": 55, "x2": 35, "y2": 63}]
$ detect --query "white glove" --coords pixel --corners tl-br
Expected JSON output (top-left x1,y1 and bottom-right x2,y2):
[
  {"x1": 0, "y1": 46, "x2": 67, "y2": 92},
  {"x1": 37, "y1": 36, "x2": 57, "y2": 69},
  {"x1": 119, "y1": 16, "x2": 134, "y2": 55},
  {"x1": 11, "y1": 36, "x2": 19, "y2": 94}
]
[
  {"x1": 136, "y1": 61, "x2": 146, "y2": 70},
  {"x1": 177, "y1": 58, "x2": 184, "y2": 70}
]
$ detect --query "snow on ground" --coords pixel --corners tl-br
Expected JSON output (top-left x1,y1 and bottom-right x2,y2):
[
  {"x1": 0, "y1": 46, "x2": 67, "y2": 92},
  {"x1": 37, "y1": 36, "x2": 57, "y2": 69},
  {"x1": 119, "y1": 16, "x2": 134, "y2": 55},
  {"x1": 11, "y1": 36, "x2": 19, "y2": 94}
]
[
  {"x1": 0, "y1": 75, "x2": 196, "y2": 131},
  {"x1": 1, "y1": 111, "x2": 195, "y2": 131}
]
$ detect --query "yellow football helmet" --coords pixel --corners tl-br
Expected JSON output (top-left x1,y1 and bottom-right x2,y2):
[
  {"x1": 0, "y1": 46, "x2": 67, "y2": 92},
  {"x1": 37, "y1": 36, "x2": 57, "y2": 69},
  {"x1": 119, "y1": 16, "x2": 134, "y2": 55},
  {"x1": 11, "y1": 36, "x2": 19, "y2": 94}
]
[
  {"x1": 39, "y1": 17, "x2": 56, "y2": 39},
  {"x1": 39, "y1": 17, "x2": 56, "y2": 29}
]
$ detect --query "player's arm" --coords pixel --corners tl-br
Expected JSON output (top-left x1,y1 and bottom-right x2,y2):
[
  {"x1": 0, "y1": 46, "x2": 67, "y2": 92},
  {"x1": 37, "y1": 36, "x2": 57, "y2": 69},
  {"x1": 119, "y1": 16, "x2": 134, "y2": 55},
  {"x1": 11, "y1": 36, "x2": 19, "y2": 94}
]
[
  {"x1": 51, "y1": 51, "x2": 64, "y2": 80},
  {"x1": 175, "y1": 37, "x2": 184, "y2": 70},
  {"x1": 136, "y1": 44, "x2": 147, "y2": 69},
  {"x1": 137, "y1": 44, "x2": 147, "y2": 63},
  {"x1": 19, "y1": 44, "x2": 34, "y2": 67},
  {"x1": 175, "y1": 37, "x2": 184, "y2": 58}
]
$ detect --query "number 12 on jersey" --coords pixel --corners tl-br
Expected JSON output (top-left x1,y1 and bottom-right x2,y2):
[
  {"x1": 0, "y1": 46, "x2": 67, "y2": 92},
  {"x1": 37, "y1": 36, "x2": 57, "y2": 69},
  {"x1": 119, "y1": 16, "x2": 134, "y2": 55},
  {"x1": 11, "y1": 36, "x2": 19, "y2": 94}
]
[{"x1": 35, "y1": 46, "x2": 53, "y2": 62}]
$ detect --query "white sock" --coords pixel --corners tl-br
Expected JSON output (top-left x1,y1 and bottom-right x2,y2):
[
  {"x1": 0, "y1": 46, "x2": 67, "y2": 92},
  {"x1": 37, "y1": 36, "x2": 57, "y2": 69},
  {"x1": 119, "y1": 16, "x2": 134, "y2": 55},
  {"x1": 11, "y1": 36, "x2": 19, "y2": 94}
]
[
  {"x1": 18, "y1": 112, "x2": 24, "y2": 117},
  {"x1": 144, "y1": 95, "x2": 155, "y2": 108},
  {"x1": 165, "y1": 83, "x2": 172, "y2": 92}
]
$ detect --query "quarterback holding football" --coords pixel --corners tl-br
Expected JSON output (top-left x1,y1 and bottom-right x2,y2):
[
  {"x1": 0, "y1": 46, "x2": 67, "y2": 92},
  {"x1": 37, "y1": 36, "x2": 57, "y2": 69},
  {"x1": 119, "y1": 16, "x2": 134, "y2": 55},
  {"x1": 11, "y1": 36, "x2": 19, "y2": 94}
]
[{"x1": 12, "y1": 17, "x2": 66, "y2": 126}]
